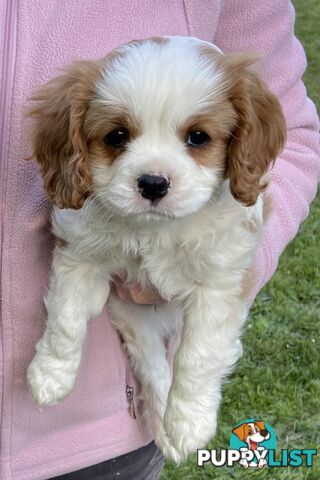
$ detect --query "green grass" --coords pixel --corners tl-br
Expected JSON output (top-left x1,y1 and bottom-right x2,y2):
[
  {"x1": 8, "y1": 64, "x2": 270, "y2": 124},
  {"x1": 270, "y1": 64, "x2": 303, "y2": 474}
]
[{"x1": 161, "y1": 1, "x2": 320, "y2": 478}]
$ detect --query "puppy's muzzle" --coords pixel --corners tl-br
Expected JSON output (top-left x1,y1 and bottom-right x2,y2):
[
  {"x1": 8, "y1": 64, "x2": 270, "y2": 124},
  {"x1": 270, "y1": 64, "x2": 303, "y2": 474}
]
[{"x1": 137, "y1": 174, "x2": 170, "y2": 203}]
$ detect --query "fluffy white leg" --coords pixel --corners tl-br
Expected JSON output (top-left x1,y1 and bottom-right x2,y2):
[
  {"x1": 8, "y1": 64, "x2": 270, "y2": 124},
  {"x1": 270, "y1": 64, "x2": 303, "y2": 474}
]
[
  {"x1": 163, "y1": 288, "x2": 246, "y2": 463},
  {"x1": 108, "y1": 293, "x2": 181, "y2": 456},
  {"x1": 27, "y1": 249, "x2": 109, "y2": 406}
]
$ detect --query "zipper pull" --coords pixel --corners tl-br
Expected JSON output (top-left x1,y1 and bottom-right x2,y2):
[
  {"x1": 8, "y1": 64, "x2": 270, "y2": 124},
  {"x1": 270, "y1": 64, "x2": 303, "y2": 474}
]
[{"x1": 126, "y1": 385, "x2": 136, "y2": 419}]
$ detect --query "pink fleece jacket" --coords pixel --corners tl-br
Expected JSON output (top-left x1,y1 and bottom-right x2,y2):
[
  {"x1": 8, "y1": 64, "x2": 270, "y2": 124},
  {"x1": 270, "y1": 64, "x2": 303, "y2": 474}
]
[{"x1": 0, "y1": 1, "x2": 319, "y2": 479}]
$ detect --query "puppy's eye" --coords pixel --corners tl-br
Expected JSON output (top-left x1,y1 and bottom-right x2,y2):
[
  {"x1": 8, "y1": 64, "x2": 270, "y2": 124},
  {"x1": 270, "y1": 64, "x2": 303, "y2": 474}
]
[
  {"x1": 103, "y1": 128, "x2": 129, "y2": 148},
  {"x1": 186, "y1": 131, "x2": 210, "y2": 148}
]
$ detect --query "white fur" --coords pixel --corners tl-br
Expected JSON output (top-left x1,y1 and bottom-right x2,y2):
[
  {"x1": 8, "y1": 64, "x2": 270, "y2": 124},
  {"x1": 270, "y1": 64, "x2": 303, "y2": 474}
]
[{"x1": 27, "y1": 37, "x2": 266, "y2": 463}]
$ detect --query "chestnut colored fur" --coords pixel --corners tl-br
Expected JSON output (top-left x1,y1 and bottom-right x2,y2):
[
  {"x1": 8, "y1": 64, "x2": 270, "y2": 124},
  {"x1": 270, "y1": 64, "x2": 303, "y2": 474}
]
[
  {"x1": 85, "y1": 106, "x2": 142, "y2": 167},
  {"x1": 220, "y1": 54, "x2": 286, "y2": 206},
  {"x1": 28, "y1": 60, "x2": 103, "y2": 209}
]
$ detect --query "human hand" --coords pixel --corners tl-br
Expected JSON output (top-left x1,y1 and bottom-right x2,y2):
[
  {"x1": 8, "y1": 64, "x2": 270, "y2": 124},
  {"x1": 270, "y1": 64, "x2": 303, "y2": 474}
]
[{"x1": 111, "y1": 275, "x2": 166, "y2": 305}]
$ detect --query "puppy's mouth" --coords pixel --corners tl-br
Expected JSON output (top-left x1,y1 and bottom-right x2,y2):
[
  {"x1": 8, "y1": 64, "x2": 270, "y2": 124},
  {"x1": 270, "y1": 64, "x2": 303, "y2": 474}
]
[
  {"x1": 249, "y1": 440, "x2": 258, "y2": 450},
  {"x1": 134, "y1": 194, "x2": 183, "y2": 220},
  {"x1": 140, "y1": 207, "x2": 177, "y2": 220}
]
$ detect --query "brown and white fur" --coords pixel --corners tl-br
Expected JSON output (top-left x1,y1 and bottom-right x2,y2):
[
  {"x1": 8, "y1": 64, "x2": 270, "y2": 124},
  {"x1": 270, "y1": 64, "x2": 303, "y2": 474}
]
[
  {"x1": 26, "y1": 36, "x2": 286, "y2": 463},
  {"x1": 233, "y1": 421, "x2": 271, "y2": 449}
]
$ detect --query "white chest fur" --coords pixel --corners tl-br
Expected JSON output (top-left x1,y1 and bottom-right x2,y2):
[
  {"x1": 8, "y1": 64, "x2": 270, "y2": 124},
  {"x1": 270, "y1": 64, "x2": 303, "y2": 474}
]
[{"x1": 52, "y1": 183, "x2": 263, "y2": 302}]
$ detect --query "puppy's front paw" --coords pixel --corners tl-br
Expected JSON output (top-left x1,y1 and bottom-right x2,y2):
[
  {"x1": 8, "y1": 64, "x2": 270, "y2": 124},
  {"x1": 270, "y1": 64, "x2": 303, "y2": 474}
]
[
  {"x1": 143, "y1": 390, "x2": 185, "y2": 462},
  {"x1": 27, "y1": 353, "x2": 77, "y2": 406},
  {"x1": 154, "y1": 426, "x2": 184, "y2": 464},
  {"x1": 163, "y1": 391, "x2": 217, "y2": 462}
]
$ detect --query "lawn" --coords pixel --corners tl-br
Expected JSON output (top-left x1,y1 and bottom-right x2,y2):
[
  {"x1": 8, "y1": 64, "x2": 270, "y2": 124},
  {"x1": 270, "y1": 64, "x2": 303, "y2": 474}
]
[{"x1": 161, "y1": 1, "x2": 320, "y2": 478}]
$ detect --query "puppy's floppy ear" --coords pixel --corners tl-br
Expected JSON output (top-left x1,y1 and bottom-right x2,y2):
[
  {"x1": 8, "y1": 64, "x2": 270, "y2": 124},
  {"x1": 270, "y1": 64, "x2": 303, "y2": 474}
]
[
  {"x1": 255, "y1": 420, "x2": 266, "y2": 431},
  {"x1": 232, "y1": 423, "x2": 246, "y2": 441},
  {"x1": 27, "y1": 60, "x2": 102, "y2": 209},
  {"x1": 221, "y1": 54, "x2": 286, "y2": 206}
]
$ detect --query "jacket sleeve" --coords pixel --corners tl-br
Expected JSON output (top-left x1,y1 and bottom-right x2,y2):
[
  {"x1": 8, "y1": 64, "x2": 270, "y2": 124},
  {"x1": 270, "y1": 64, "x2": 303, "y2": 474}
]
[{"x1": 214, "y1": 0, "x2": 320, "y2": 299}]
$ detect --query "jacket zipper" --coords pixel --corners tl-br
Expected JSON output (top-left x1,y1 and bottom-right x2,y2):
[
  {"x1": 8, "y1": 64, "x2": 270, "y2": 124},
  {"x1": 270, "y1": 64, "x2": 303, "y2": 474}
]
[
  {"x1": 125, "y1": 364, "x2": 136, "y2": 419},
  {"x1": 0, "y1": 5, "x2": 18, "y2": 265},
  {"x1": 126, "y1": 385, "x2": 136, "y2": 419},
  {"x1": 0, "y1": 0, "x2": 18, "y2": 470},
  {"x1": 0, "y1": 1, "x2": 17, "y2": 193}
]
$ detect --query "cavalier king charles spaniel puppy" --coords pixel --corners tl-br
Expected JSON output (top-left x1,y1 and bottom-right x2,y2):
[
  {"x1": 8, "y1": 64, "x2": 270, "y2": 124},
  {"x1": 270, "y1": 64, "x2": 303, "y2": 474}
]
[{"x1": 27, "y1": 36, "x2": 286, "y2": 463}]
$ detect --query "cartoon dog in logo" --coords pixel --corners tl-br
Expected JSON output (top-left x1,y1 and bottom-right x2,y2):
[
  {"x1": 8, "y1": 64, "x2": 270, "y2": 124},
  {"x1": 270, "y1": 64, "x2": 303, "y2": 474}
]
[{"x1": 232, "y1": 420, "x2": 270, "y2": 468}]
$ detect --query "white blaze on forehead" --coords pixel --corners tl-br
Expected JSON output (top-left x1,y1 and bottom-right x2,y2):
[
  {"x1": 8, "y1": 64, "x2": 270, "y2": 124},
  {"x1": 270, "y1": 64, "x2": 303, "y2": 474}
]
[
  {"x1": 164, "y1": 35, "x2": 223, "y2": 54},
  {"x1": 96, "y1": 36, "x2": 226, "y2": 130},
  {"x1": 248, "y1": 423, "x2": 255, "y2": 433}
]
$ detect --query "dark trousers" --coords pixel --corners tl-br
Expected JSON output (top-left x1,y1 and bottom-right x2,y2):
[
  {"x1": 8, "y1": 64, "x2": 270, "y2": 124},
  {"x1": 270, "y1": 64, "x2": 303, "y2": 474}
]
[{"x1": 49, "y1": 442, "x2": 164, "y2": 480}]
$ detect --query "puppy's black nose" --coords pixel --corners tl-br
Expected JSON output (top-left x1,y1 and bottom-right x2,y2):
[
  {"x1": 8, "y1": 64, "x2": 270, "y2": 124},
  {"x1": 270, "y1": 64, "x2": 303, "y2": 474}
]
[
  {"x1": 260, "y1": 430, "x2": 269, "y2": 438},
  {"x1": 137, "y1": 175, "x2": 170, "y2": 202}
]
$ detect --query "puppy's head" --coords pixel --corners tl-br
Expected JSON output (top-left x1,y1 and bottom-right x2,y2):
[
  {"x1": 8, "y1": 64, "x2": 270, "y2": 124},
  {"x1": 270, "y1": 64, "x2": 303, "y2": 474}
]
[
  {"x1": 28, "y1": 36, "x2": 286, "y2": 218},
  {"x1": 233, "y1": 421, "x2": 270, "y2": 448}
]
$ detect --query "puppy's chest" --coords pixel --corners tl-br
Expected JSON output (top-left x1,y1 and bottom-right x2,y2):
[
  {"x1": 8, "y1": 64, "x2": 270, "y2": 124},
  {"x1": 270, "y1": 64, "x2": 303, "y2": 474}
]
[
  {"x1": 78, "y1": 227, "x2": 218, "y2": 289},
  {"x1": 109, "y1": 228, "x2": 238, "y2": 297},
  {"x1": 64, "y1": 207, "x2": 257, "y2": 299}
]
